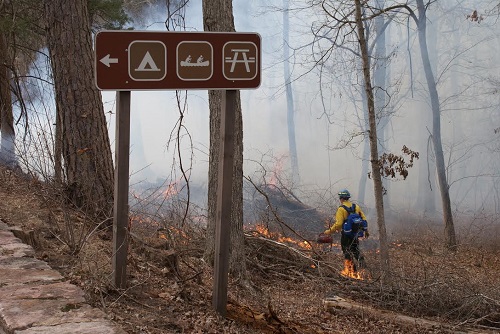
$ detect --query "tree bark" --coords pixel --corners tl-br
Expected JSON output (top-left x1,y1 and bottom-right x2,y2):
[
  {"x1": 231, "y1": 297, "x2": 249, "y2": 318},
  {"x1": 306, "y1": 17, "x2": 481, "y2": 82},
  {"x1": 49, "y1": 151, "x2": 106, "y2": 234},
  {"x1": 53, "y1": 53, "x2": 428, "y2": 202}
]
[
  {"x1": 54, "y1": 109, "x2": 63, "y2": 182},
  {"x1": 202, "y1": 0, "x2": 246, "y2": 280},
  {"x1": 0, "y1": 17, "x2": 16, "y2": 169},
  {"x1": 44, "y1": 0, "x2": 114, "y2": 218},
  {"x1": 357, "y1": 80, "x2": 370, "y2": 205},
  {"x1": 354, "y1": 0, "x2": 390, "y2": 280},
  {"x1": 373, "y1": 0, "x2": 390, "y2": 208},
  {"x1": 415, "y1": 0, "x2": 457, "y2": 249},
  {"x1": 416, "y1": 8, "x2": 437, "y2": 216},
  {"x1": 283, "y1": 0, "x2": 300, "y2": 185}
]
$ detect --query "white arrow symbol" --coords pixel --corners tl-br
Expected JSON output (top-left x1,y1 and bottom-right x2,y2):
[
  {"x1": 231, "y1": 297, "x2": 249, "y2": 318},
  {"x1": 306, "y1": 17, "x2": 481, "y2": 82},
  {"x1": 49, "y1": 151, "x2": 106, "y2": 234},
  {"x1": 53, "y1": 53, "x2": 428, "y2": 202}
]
[{"x1": 100, "y1": 54, "x2": 119, "y2": 67}]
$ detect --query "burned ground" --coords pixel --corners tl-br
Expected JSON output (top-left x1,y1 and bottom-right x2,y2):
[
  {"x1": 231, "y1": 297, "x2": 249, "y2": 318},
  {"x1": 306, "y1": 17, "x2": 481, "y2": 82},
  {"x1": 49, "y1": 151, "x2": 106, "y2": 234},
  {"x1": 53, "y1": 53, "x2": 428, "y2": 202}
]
[
  {"x1": 244, "y1": 184, "x2": 328, "y2": 240},
  {"x1": 0, "y1": 166, "x2": 499, "y2": 333}
]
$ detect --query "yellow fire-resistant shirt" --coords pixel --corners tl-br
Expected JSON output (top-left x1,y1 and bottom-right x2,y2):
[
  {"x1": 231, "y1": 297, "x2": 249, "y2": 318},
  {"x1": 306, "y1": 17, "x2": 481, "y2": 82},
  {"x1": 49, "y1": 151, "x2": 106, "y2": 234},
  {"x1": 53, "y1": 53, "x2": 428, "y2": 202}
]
[{"x1": 324, "y1": 200, "x2": 367, "y2": 235}]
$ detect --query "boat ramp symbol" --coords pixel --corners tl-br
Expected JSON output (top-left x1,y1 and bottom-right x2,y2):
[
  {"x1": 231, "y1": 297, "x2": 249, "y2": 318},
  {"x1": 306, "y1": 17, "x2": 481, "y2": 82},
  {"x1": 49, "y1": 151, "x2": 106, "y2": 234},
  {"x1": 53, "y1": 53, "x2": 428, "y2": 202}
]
[
  {"x1": 177, "y1": 41, "x2": 213, "y2": 81},
  {"x1": 180, "y1": 55, "x2": 210, "y2": 67}
]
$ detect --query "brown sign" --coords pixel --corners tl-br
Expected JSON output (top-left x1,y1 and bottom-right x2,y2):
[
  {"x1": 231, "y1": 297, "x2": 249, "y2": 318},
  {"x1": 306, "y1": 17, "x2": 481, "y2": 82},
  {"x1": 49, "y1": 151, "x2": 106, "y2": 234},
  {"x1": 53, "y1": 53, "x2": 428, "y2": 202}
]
[{"x1": 94, "y1": 30, "x2": 261, "y2": 90}]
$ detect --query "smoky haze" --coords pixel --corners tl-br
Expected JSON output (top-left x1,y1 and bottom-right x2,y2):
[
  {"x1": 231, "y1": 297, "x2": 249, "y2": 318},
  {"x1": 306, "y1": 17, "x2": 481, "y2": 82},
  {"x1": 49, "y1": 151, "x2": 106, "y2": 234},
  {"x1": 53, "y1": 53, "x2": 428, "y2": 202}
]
[{"x1": 12, "y1": 0, "x2": 498, "y2": 230}]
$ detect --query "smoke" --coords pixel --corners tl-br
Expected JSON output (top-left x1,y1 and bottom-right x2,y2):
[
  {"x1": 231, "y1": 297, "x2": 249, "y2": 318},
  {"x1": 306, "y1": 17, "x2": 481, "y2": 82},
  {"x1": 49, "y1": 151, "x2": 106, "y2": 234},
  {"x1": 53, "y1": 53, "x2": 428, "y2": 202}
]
[
  {"x1": 7, "y1": 0, "x2": 497, "y2": 222},
  {"x1": 106, "y1": 1, "x2": 500, "y2": 219},
  {"x1": 0, "y1": 132, "x2": 17, "y2": 168}
]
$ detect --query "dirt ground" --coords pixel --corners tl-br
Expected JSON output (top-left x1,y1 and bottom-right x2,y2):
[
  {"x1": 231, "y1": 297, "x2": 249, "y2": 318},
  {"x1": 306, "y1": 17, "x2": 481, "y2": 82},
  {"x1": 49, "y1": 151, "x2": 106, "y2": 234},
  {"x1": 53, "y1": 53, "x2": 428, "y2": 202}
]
[{"x1": 0, "y1": 166, "x2": 499, "y2": 334}]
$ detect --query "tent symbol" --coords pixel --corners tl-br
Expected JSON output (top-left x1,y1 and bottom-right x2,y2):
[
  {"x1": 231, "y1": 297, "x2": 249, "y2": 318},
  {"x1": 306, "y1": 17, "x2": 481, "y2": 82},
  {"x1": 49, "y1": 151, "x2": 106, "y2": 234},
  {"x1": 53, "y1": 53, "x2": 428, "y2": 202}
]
[
  {"x1": 128, "y1": 40, "x2": 166, "y2": 81},
  {"x1": 135, "y1": 51, "x2": 161, "y2": 72}
]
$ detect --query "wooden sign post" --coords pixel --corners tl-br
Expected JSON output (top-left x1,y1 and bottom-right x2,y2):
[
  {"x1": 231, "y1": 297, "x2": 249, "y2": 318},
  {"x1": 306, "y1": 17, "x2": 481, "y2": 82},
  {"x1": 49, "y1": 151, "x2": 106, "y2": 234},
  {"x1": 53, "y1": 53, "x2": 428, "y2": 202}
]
[
  {"x1": 212, "y1": 90, "x2": 237, "y2": 316},
  {"x1": 112, "y1": 91, "x2": 131, "y2": 289}
]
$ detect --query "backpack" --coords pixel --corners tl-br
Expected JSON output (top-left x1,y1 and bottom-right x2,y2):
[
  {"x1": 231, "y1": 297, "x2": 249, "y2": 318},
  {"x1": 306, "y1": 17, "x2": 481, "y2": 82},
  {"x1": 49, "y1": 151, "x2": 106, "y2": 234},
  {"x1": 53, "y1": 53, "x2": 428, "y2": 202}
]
[{"x1": 341, "y1": 204, "x2": 366, "y2": 238}]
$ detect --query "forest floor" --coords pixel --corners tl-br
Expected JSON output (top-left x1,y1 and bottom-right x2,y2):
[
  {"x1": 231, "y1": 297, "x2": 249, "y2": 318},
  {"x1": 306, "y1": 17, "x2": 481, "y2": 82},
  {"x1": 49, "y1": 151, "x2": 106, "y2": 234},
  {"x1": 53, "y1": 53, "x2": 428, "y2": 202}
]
[{"x1": 0, "y1": 166, "x2": 499, "y2": 334}]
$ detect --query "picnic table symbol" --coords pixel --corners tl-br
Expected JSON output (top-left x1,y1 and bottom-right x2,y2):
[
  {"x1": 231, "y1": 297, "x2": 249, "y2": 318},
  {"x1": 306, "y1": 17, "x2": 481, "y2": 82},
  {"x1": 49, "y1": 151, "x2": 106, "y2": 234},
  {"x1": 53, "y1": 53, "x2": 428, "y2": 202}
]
[{"x1": 225, "y1": 48, "x2": 255, "y2": 73}]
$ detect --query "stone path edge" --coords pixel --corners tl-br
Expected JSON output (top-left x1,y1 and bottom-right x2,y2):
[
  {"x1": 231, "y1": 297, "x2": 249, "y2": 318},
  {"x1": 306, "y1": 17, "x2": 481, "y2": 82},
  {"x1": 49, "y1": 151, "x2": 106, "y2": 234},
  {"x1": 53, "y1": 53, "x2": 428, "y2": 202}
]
[{"x1": 0, "y1": 220, "x2": 127, "y2": 334}]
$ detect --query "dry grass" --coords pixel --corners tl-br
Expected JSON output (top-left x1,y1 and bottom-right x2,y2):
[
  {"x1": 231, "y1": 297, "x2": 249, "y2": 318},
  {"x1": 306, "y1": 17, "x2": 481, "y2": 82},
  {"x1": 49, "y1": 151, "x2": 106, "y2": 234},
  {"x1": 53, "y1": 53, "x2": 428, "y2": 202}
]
[{"x1": 1, "y1": 165, "x2": 499, "y2": 333}]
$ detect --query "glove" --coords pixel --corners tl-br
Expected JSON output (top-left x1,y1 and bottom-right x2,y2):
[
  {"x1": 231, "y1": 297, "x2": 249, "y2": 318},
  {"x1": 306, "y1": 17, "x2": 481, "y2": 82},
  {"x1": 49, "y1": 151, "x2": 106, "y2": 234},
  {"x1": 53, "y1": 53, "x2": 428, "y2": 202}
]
[
  {"x1": 317, "y1": 233, "x2": 333, "y2": 244},
  {"x1": 364, "y1": 230, "x2": 369, "y2": 239}
]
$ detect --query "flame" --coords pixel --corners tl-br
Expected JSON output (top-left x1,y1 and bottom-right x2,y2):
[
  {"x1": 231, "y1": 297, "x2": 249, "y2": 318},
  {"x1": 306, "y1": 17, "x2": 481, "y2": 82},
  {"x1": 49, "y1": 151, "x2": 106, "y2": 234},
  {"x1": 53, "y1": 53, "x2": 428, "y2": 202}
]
[
  {"x1": 250, "y1": 224, "x2": 312, "y2": 250},
  {"x1": 255, "y1": 224, "x2": 271, "y2": 237},
  {"x1": 130, "y1": 214, "x2": 161, "y2": 230},
  {"x1": 340, "y1": 259, "x2": 364, "y2": 280}
]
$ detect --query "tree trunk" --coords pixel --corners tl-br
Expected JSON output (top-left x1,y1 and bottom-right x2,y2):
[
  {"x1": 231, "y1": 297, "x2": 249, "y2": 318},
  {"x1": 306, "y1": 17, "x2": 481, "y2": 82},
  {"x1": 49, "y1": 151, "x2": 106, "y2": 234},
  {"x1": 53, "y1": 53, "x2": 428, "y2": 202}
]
[
  {"x1": 358, "y1": 1, "x2": 390, "y2": 208},
  {"x1": 44, "y1": 0, "x2": 114, "y2": 218},
  {"x1": 416, "y1": 126, "x2": 437, "y2": 215},
  {"x1": 357, "y1": 122, "x2": 370, "y2": 204},
  {"x1": 415, "y1": 0, "x2": 457, "y2": 249},
  {"x1": 202, "y1": 0, "x2": 246, "y2": 280},
  {"x1": 357, "y1": 81, "x2": 370, "y2": 205},
  {"x1": 354, "y1": 0, "x2": 390, "y2": 279},
  {"x1": 54, "y1": 106, "x2": 63, "y2": 183},
  {"x1": 0, "y1": 27, "x2": 16, "y2": 169},
  {"x1": 416, "y1": 14, "x2": 437, "y2": 216},
  {"x1": 373, "y1": 0, "x2": 390, "y2": 208},
  {"x1": 283, "y1": 0, "x2": 299, "y2": 185}
]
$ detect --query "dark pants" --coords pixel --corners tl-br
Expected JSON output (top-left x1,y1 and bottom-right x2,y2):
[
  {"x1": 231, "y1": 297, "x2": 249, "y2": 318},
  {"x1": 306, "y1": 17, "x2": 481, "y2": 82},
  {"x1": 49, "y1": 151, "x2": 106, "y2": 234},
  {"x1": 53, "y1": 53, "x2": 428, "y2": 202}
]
[{"x1": 341, "y1": 233, "x2": 365, "y2": 271}]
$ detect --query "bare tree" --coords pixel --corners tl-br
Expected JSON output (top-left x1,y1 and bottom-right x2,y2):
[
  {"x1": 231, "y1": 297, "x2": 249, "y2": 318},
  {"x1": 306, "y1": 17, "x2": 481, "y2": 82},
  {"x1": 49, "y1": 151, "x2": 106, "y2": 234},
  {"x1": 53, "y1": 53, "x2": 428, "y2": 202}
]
[
  {"x1": 357, "y1": 0, "x2": 394, "y2": 206},
  {"x1": 308, "y1": 0, "x2": 393, "y2": 278},
  {"x1": 411, "y1": 0, "x2": 457, "y2": 249},
  {"x1": 283, "y1": 0, "x2": 300, "y2": 185},
  {"x1": 353, "y1": 0, "x2": 390, "y2": 279},
  {"x1": 361, "y1": 0, "x2": 461, "y2": 249}
]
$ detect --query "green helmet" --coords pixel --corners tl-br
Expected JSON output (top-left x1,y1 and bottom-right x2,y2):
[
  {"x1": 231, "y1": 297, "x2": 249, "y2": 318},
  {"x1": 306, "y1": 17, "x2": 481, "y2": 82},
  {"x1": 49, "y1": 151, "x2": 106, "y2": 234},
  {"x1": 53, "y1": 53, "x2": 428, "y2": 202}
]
[{"x1": 338, "y1": 189, "x2": 351, "y2": 199}]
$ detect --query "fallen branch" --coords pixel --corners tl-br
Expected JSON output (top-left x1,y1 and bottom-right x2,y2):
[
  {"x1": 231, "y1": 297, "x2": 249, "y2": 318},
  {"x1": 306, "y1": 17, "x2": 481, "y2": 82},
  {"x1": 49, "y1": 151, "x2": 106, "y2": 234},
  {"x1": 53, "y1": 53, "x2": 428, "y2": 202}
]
[
  {"x1": 323, "y1": 295, "x2": 486, "y2": 334},
  {"x1": 245, "y1": 234, "x2": 314, "y2": 261}
]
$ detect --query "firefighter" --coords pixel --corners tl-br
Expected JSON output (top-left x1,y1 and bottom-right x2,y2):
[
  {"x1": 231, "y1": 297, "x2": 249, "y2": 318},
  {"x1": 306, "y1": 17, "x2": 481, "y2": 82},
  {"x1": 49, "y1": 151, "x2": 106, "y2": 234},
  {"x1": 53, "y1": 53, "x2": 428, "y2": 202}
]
[{"x1": 322, "y1": 189, "x2": 369, "y2": 272}]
